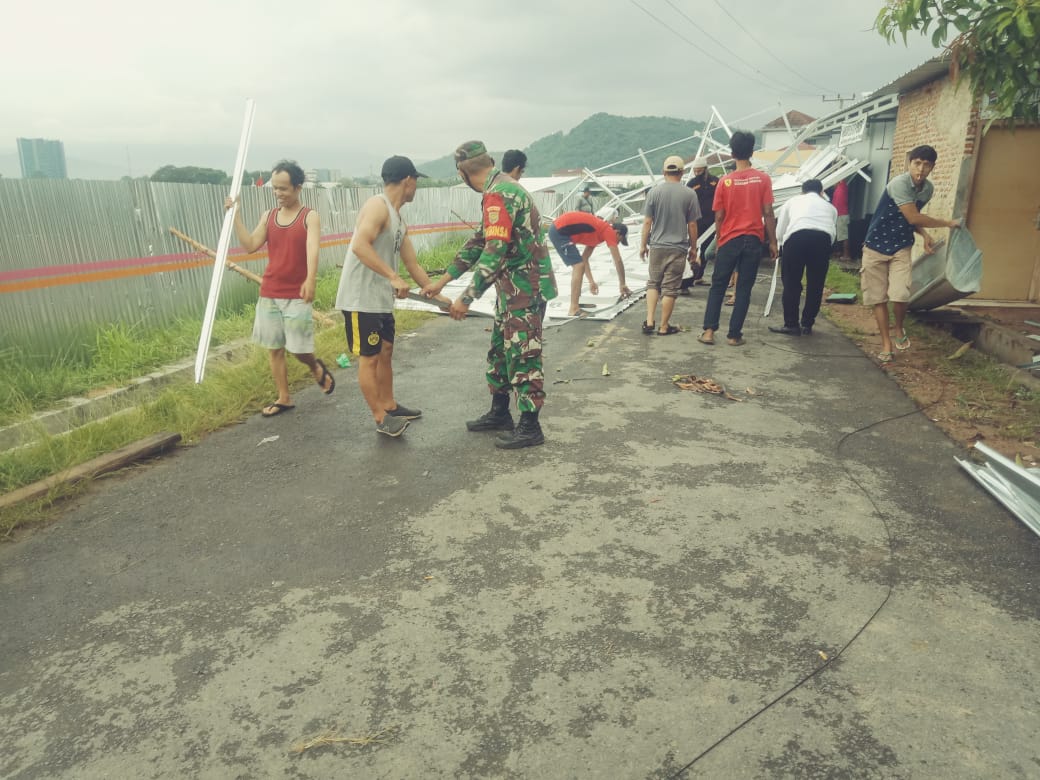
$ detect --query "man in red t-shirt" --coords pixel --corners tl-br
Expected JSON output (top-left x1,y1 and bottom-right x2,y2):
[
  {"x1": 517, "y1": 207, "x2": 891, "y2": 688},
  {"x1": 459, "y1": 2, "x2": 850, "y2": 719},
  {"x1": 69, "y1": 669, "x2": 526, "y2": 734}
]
[
  {"x1": 831, "y1": 179, "x2": 851, "y2": 260},
  {"x1": 227, "y1": 160, "x2": 333, "y2": 417},
  {"x1": 548, "y1": 210, "x2": 632, "y2": 317},
  {"x1": 699, "y1": 131, "x2": 777, "y2": 347}
]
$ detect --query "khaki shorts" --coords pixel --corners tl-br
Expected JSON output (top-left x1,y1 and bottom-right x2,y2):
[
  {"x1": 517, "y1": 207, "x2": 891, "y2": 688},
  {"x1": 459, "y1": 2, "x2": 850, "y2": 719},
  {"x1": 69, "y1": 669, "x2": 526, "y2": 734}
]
[
  {"x1": 860, "y1": 246, "x2": 912, "y2": 305},
  {"x1": 647, "y1": 248, "x2": 686, "y2": 297},
  {"x1": 835, "y1": 214, "x2": 849, "y2": 242}
]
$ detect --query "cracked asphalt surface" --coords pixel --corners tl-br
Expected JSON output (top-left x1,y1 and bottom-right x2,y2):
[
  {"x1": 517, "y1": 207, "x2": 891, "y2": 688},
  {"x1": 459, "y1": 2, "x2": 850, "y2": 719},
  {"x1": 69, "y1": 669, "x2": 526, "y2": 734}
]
[{"x1": 2, "y1": 288, "x2": 1038, "y2": 779}]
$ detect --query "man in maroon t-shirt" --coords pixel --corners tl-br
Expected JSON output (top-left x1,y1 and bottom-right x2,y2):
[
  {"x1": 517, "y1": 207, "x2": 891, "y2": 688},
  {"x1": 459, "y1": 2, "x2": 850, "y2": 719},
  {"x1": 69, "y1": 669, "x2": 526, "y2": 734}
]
[
  {"x1": 699, "y1": 131, "x2": 777, "y2": 347},
  {"x1": 548, "y1": 210, "x2": 632, "y2": 317},
  {"x1": 831, "y1": 179, "x2": 851, "y2": 260},
  {"x1": 227, "y1": 160, "x2": 334, "y2": 417}
]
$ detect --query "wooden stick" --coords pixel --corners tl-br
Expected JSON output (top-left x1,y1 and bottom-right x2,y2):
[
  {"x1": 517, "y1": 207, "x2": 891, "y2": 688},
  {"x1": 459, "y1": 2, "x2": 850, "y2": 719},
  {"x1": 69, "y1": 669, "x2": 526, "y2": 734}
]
[
  {"x1": 169, "y1": 226, "x2": 337, "y2": 328},
  {"x1": 169, "y1": 226, "x2": 262, "y2": 284}
]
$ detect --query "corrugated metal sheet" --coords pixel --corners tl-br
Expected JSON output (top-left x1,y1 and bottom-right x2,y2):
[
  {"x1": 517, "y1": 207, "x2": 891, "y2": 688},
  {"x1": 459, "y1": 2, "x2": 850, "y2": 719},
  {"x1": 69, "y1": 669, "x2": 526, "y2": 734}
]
[{"x1": 0, "y1": 180, "x2": 519, "y2": 357}]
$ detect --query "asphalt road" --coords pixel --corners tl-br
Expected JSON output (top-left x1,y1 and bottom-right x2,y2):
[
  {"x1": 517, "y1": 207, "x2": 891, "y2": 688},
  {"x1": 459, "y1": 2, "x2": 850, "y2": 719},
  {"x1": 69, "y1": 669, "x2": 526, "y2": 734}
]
[{"x1": 2, "y1": 288, "x2": 1038, "y2": 779}]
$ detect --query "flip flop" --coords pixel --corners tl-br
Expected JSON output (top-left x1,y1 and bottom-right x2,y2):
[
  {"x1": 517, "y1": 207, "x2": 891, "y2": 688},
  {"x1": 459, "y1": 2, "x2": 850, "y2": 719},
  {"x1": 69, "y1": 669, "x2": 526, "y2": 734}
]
[
  {"x1": 261, "y1": 402, "x2": 295, "y2": 417},
  {"x1": 727, "y1": 337, "x2": 746, "y2": 346},
  {"x1": 315, "y1": 358, "x2": 336, "y2": 394},
  {"x1": 895, "y1": 331, "x2": 911, "y2": 351},
  {"x1": 877, "y1": 351, "x2": 894, "y2": 365},
  {"x1": 724, "y1": 296, "x2": 736, "y2": 306},
  {"x1": 642, "y1": 321, "x2": 655, "y2": 335},
  {"x1": 657, "y1": 325, "x2": 680, "y2": 336},
  {"x1": 697, "y1": 332, "x2": 715, "y2": 345}
]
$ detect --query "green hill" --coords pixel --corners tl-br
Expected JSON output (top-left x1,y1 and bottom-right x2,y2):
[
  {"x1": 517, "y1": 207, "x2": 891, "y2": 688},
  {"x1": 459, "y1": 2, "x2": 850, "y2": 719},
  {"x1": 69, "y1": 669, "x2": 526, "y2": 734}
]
[{"x1": 419, "y1": 113, "x2": 708, "y2": 179}]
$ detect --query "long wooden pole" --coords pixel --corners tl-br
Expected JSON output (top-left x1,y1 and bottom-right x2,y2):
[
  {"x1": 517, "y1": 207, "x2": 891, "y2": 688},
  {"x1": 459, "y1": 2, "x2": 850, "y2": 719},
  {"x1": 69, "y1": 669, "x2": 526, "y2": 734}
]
[
  {"x1": 169, "y1": 226, "x2": 336, "y2": 328},
  {"x1": 169, "y1": 226, "x2": 262, "y2": 283}
]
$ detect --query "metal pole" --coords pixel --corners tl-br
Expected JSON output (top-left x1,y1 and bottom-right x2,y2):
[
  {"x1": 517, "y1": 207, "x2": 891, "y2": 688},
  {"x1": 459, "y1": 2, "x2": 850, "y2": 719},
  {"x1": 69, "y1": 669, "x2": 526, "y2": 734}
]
[{"x1": 195, "y1": 98, "x2": 256, "y2": 383}]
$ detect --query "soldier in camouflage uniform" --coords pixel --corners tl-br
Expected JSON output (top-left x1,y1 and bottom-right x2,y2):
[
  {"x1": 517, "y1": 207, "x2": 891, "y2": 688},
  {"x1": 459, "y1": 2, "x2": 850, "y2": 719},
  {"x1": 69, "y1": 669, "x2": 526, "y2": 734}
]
[{"x1": 423, "y1": 140, "x2": 556, "y2": 449}]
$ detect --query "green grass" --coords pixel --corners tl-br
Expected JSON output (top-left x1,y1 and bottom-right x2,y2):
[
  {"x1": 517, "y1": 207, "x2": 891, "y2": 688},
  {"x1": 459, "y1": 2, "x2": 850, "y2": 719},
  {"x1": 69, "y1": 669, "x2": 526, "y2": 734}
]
[
  {"x1": 822, "y1": 266, "x2": 867, "y2": 336},
  {"x1": 0, "y1": 240, "x2": 465, "y2": 429},
  {"x1": 0, "y1": 246, "x2": 452, "y2": 537},
  {"x1": 825, "y1": 264, "x2": 861, "y2": 296}
]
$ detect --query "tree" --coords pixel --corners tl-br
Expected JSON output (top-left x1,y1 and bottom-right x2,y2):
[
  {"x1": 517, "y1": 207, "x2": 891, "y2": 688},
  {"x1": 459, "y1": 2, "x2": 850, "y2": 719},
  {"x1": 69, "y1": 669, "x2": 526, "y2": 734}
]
[
  {"x1": 242, "y1": 169, "x2": 269, "y2": 185},
  {"x1": 876, "y1": 0, "x2": 1040, "y2": 123},
  {"x1": 150, "y1": 165, "x2": 230, "y2": 185}
]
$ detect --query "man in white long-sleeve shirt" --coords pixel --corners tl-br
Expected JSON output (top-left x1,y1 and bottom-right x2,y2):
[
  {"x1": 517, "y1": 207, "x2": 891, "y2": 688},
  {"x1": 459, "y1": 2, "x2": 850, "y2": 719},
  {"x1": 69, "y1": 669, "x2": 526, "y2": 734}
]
[{"x1": 769, "y1": 179, "x2": 837, "y2": 336}]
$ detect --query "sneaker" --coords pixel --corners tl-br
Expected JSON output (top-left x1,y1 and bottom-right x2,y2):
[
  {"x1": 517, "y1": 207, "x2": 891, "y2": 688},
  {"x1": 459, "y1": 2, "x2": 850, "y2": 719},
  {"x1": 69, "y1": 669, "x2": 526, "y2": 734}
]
[
  {"x1": 386, "y1": 404, "x2": 422, "y2": 420},
  {"x1": 376, "y1": 416, "x2": 410, "y2": 437}
]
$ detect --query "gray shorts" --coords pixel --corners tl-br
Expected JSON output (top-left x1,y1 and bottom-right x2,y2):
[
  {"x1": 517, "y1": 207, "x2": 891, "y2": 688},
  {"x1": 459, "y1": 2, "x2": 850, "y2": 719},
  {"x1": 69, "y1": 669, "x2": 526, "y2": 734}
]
[
  {"x1": 252, "y1": 297, "x2": 314, "y2": 353},
  {"x1": 836, "y1": 214, "x2": 850, "y2": 242},
  {"x1": 647, "y1": 248, "x2": 686, "y2": 297}
]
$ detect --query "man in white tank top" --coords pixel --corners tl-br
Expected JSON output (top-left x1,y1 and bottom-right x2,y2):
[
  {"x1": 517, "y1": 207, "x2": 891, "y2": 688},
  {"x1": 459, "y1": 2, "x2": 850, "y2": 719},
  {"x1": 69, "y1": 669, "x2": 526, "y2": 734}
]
[{"x1": 334, "y1": 156, "x2": 445, "y2": 437}]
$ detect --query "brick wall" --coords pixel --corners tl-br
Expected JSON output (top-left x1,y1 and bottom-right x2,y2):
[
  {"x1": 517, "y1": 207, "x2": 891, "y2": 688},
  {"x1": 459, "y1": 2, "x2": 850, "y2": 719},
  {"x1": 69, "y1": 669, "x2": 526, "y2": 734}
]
[{"x1": 889, "y1": 76, "x2": 977, "y2": 219}]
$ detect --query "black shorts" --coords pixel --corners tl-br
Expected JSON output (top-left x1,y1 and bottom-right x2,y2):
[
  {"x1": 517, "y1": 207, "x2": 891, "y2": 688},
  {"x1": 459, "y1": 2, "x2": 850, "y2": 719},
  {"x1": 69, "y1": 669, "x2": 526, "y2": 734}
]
[{"x1": 342, "y1": 311, "x2": 395, "y2": 357}]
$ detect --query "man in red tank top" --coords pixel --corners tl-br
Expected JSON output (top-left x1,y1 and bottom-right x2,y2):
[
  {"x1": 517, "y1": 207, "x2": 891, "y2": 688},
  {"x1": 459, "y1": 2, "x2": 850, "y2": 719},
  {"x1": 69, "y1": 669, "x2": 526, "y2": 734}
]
[{"x1": 227, "y1": 160, "x2": 334, "y2": 417}]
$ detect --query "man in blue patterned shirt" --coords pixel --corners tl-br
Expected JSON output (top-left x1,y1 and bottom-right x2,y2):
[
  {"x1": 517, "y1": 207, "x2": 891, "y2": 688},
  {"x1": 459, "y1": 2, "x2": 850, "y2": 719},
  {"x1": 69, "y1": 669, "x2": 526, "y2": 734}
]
[{"x1": 861, "y1": 145, "x2": 960, "y2": 364}]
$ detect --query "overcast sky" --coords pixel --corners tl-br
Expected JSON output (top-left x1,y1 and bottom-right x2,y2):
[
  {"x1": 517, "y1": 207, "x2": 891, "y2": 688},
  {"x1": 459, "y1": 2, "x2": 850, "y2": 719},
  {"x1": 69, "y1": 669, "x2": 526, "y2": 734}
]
[{"x1": 3, "y1": 0, "x2": 940, "y2": 178}]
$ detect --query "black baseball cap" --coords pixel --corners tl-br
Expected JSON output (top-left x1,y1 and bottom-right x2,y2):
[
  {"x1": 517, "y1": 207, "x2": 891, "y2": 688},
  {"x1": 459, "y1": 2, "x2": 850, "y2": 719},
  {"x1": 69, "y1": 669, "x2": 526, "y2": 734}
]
[
  {"x1": 381, "y1": 156, "x2": 428, "y2": 183},
  {"x1": 613, "y1": 223, "x2": 629, "y2": 246}
]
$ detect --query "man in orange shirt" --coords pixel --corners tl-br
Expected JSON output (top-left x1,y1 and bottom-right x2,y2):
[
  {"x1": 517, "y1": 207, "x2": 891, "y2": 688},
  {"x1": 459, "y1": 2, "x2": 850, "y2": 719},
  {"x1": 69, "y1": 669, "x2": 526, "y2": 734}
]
[{"x1": 548, "y1": 210, "x2": 632, "y2": 317}]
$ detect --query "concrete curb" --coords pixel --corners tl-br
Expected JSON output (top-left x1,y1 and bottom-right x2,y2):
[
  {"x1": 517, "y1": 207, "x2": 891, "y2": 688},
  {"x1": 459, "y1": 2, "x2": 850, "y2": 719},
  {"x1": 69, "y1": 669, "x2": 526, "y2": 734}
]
[{"x1": 0, "y1": 339, "x2": 254, "y2": 453}]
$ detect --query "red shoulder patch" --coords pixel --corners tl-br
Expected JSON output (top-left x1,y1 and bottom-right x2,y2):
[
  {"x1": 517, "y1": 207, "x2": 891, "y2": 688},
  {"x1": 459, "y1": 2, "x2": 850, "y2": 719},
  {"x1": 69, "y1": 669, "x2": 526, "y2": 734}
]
[{"x1": 483, "y1": 193, "x2": 513, "y2": 241}]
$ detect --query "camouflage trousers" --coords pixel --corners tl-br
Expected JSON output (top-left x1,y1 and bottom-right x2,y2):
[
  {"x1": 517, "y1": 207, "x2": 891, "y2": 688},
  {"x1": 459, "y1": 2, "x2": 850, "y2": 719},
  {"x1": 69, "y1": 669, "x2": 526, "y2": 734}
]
[{"x1": 486, "y1": 303, "x2": 544, "y2": 412}]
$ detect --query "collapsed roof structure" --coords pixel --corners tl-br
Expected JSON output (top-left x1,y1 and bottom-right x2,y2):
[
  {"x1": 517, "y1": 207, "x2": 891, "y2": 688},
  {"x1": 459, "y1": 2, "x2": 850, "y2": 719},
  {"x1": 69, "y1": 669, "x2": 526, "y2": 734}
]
[{"x1": 400, "y1": 92, "x2": 981, "y2": 323}]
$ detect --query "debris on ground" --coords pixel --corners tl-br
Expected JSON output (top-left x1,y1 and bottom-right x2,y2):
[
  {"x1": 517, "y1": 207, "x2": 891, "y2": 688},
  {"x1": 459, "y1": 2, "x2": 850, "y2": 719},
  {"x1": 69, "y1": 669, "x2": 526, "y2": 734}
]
[
  {"x1": 672, "y1": 374, "x2": 744, "y2": 401},
  {"x1": 290, "y1": 725, "x2": 397, "y2": 755}
]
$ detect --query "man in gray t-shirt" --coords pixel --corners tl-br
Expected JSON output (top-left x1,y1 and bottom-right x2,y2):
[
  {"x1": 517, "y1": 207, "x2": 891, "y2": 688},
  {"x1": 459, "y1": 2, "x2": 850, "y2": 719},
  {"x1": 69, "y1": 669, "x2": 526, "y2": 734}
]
[{"x1": 638, "y1": 155, "x2": 701, "y2": 335}]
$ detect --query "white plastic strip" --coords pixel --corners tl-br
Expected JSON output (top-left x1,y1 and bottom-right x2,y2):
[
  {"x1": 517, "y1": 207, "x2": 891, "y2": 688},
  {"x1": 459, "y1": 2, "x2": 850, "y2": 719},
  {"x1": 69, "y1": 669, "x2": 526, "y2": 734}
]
[{"x1": 194, "y1": 99, "x2": 256, "y2": 383}]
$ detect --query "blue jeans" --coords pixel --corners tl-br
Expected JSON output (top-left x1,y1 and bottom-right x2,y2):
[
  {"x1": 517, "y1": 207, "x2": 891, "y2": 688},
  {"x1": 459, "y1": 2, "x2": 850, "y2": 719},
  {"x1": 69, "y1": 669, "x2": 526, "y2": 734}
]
[
  {"x1": 547, "y1": 224, "x2": 583, "y2": 267},
  {"x1": 702, "y1": 235, "x2": 764, "y2": 339}
]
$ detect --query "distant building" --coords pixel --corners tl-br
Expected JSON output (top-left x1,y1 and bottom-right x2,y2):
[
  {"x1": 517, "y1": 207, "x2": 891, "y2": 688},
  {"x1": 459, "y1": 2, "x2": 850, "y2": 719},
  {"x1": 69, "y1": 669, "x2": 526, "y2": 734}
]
[
  {"x1": 17, "y1": 137, "x2": 68, "y2": 179},
  {"x1": 305, "y1": 168, "x2": 340, "y2": 183},
  {"x1": 759, "y1": 110, "x2": 816, "y2": 150}
]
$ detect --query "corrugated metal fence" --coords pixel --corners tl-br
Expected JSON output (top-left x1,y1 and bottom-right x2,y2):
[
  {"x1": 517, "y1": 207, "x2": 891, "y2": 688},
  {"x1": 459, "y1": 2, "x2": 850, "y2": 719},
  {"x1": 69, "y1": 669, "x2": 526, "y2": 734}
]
[{"x1": 0, "y1": 180, "x2": 561, "y2": 356}]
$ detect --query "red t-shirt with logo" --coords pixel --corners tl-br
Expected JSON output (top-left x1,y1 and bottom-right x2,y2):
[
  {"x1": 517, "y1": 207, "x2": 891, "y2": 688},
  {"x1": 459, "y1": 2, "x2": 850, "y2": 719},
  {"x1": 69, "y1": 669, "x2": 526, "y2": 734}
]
[{"x1": 712, "y1": 168, "x2": 773, "y2": 247}]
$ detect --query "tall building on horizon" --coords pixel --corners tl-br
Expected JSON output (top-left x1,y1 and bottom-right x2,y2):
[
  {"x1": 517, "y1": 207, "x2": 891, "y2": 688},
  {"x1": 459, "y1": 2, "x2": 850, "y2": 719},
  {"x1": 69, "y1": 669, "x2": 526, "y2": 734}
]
[{"x1": 17, "y1": 137, "x2": 68, "y2": 179}]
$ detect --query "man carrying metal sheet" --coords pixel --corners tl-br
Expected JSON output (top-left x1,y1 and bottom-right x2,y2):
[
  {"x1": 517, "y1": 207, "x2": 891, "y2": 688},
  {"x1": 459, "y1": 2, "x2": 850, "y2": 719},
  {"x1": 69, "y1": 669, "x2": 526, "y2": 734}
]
[
  {"x1": 861, "y1": 144, "x2": 960, "y2": 365},
  {"x1": 423, "y1": 140, "x2": 552, "y2": 449},
  {"x1": 335, "y1": 155, "x2": 441, "y2": 438},
  {"x1": 768, "y1": 178, "x2": 837, "y2": 336},
  {"x1": 548, "y1": 208, "x2": 632, "y2": 317},
  {"x1": 226, "y1": 160, "x2": 333, "y2": 418}
]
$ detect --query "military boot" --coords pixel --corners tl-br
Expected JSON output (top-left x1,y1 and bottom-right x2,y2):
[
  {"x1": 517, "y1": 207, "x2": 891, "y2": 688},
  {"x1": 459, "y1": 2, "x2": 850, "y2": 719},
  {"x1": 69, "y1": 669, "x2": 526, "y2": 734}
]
[
  {"x1": 495, "y1": 410, "x2": 544, "y2": 449},
  {"x1": 466, "y1": 393, "x2": 514, "y2": 432}
]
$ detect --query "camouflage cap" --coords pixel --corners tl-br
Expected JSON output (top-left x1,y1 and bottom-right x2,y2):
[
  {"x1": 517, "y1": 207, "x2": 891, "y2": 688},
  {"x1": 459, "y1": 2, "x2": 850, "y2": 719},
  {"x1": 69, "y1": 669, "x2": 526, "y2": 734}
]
[{"x1": 454, "y1": 140, "x2": 488, "y2": 166}]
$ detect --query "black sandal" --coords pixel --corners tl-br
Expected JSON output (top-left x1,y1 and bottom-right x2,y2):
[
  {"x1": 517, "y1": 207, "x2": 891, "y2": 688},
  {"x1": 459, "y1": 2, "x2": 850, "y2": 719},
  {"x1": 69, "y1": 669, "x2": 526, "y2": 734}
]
[{"x1": 315, "y1": 359, "x2": 336, "y2": 395}]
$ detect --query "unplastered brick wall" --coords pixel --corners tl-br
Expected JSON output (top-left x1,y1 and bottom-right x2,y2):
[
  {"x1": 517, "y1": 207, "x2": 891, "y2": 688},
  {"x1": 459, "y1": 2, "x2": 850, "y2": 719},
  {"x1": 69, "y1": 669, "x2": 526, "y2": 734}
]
[{"x1": 890, "y1": 76, "x2": 977, "y2": 218}]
